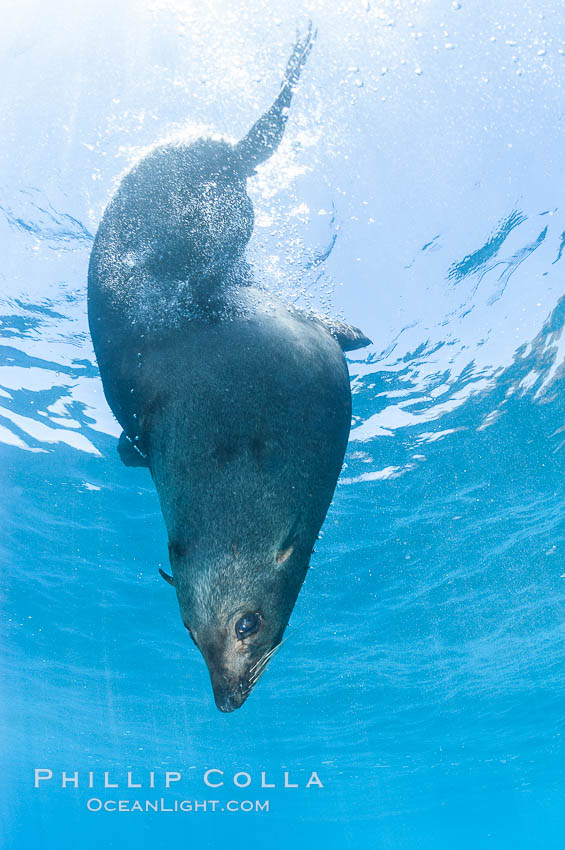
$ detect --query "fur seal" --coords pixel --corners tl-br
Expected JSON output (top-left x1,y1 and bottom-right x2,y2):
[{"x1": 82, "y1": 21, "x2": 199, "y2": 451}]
[{"x1": 88, "y1": 26, "x2": 371, "y2": 712}]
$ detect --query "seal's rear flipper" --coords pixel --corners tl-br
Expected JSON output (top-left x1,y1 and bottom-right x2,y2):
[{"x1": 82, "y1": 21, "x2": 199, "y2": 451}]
[
  {"x1": 117, "y1": 431, "x2": 149, "y2": 467},
  {"x1": 301, "y1": 310, "x2": 372, "y2": 352},
  {"x1": 235, "y1": 24, "x2": 316, "y2": 174}
]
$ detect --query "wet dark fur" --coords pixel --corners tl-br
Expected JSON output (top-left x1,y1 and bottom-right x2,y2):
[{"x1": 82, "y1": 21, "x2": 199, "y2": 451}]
[{"x1": 88, "y1": 28, "x2": 370, "y2": 711}]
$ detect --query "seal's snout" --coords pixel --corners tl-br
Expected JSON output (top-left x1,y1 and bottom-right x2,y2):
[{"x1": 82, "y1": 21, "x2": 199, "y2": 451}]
[
  {"x1": 193, "y1": 608, "x2": 269, "y2": 712},
  {"x1": 215, "y1": 688, "x2": 247, "y2": 713},
  {"x1": 217, "y1": 696, "x2": 238, "y2": 713},
  {"x1": 210, "y1": 672, "x2": 250, "y2": 713}
]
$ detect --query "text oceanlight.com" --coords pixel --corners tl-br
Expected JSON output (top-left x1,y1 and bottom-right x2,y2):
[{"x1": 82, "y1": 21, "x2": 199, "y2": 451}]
[{"x1": 87, "y1": 798, "x2": 270, "y2": 813}]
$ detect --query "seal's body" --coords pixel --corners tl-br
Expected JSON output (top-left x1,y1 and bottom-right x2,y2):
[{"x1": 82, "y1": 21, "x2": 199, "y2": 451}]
[{"x1": 88, "y1": 28, "x2": 370, "y2": 711}]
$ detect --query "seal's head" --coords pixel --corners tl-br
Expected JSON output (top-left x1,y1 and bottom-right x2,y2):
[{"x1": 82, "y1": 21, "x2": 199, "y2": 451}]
[{"x1": 167, "y1": 537, "x2": 303, "y2": 712}]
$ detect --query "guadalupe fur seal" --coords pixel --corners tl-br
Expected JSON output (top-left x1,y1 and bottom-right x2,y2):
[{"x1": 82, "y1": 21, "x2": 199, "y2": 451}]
[{"x1": 88, "y1": 26, "x2": 371, "y2": 712}]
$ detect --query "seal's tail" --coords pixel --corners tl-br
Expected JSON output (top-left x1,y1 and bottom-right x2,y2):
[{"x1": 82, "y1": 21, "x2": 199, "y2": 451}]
[{"x1": 235, "y1": 23, "x2": 316, "y2": 174}]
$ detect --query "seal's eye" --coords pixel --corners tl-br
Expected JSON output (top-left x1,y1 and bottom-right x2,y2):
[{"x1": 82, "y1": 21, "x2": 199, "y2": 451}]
[{"x1": 235, "y1": 612, "x2": 261, "y2": 639}]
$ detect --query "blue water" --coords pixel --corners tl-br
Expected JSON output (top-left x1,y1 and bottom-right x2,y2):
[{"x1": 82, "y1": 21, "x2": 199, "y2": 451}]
[{"x1": 2, "y1": 1, "x2": 565, "y2": 847}]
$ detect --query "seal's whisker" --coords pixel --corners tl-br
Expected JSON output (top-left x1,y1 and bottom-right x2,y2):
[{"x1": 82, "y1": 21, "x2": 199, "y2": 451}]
[
  {"x1": 248, "y1": 667, "x2": 267, "y2": 689},
  {"x1": 248, "y1": 642, "x2": 285, "y2": 686},
  {"x1": 252, "y1": 644, "x2": 287, "y2": 686},
  {"x1": 249, "y1": 653, "x2": 268, "y2": 675},
  {"x1": 248, "y1": 660, "x2": 269, "y2": 685},
  {"x1": 249, "y1": 657, "x2": 272, "y2": 687},
  {"x1": 248, "y1": 659, "x2": 270, "y2": 686},
  {"x1": 249, "y1": 618, "x2": 310, "y2": 682},
  {"x1": 250, "y1": 644, "x2": 280, "y2": 675},
  {"x1": 249, "y1": 643, "x2": 279, "y2": 675}
]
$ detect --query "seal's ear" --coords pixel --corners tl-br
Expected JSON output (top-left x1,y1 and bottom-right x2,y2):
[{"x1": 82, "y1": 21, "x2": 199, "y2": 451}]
[
  {"x1": 276, "y1": 541, "x2": 295, "y2": 565},
  {"x1": 299, "y1": 310, "x2": 372, "y2": 352},
  {"x1": 117, "y1": 431, "x2": 149, "y2": 468},
  {"x1": 159, "y1": 568, "x2": 175, "y2": 586}
]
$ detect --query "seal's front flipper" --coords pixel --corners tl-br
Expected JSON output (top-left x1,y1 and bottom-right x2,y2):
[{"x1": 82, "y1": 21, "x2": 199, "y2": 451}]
[
  {"x1": 117, "y1": 431, "x2": 149, "y2": 467},
  {"x1": 235, "y1": 24, "x2": 316, "y2": 174},
  {"x1": 302, "y1": 310, "x2": 372, "y2": 352}
]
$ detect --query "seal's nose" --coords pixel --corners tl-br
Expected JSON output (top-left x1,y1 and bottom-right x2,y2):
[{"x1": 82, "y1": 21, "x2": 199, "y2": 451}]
[
  {"x1": 208, "y1": 670, "x2": 250, "y2": 713},
  {"x1": 216, "y1": 692, "x2": 243, "y2": 713},
  {"x1": 197, "y1": 635, "x2": 254, "y2": 712}
]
